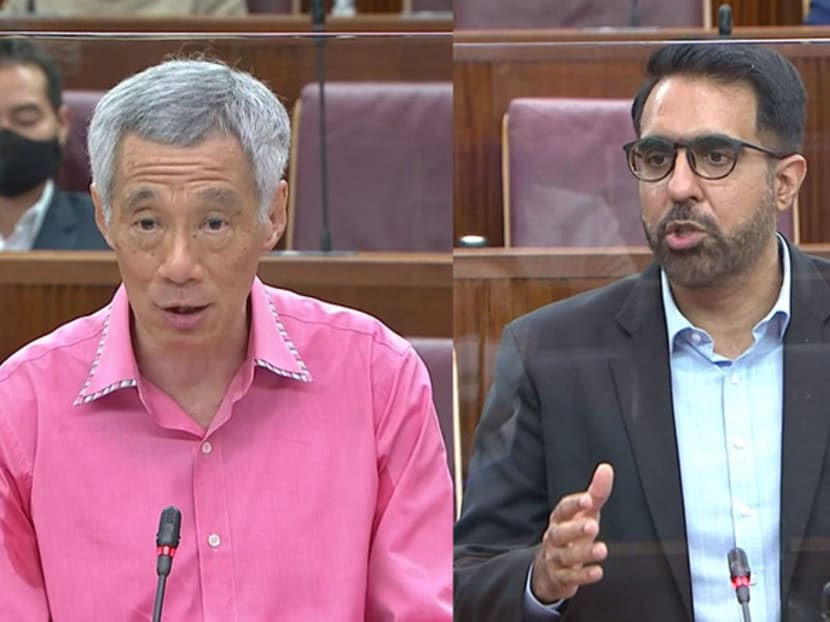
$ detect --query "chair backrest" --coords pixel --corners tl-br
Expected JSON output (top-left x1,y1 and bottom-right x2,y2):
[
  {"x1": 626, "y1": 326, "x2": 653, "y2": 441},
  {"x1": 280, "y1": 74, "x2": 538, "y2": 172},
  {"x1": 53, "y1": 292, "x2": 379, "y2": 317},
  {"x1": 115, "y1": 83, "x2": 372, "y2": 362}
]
[
  {"x1": 56, "y1": 90, "x2": 102, "y2": 194},
  {"x1": 407, "y1": 337, "x2": 459, "y2": 511},
  {"x1": 287, "y1": 81, "x2": 452, "y2": 251},
  {"x1": 246, "y1": 0, "x2": 296, "y2": 12},
  {"x1": 503, "y1": 97, "x2": 643, "y2": 247},
  {"x1": 455, "y1": 0, "x2": 704, "y2": 29},
  {"x1": 403, "y1": 0, "x2": 452, "y2": 12},
  {"x1": 502, "y1": 97, "x2": 798, "y2": 247}
]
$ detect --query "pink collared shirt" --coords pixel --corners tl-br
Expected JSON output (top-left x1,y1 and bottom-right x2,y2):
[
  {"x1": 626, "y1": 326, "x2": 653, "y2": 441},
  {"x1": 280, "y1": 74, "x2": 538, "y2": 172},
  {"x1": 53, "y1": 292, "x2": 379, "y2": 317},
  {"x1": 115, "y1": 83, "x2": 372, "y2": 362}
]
[{"x1": 0, "y1": 277, "x2": 452, "y2": 621}]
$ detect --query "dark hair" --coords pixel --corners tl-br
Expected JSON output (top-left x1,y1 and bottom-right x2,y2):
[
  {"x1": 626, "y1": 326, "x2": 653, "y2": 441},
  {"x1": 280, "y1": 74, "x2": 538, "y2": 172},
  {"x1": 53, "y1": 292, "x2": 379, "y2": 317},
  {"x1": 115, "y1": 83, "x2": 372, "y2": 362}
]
[
  {"x1": 631, "y1": 43, "x2": 806, "y2": 153},
  {"x1": 0, "y1": 37, "x2": 63, "y2": 113}
]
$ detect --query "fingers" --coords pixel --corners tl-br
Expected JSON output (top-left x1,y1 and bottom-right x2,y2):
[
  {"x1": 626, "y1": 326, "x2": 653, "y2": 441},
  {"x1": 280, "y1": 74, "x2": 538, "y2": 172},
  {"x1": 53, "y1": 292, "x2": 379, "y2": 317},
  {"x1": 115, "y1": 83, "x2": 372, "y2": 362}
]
[
  {"x1": 587, "y1": 463, "x2": 614, "y2": 511},
  {"x1": 530, "y1": 463, "x2": 615, "y2": 604},
  {"x1": 531, "y1": 524, "x2": 608, "y2": 602}
]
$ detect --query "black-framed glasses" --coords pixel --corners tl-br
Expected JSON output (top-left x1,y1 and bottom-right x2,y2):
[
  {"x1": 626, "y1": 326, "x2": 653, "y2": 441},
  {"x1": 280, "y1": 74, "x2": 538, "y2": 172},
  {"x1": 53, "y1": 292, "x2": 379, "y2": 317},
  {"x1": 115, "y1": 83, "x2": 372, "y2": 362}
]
[{"x1": 622, "y1": 133, "x2": 790, "y2": 182}]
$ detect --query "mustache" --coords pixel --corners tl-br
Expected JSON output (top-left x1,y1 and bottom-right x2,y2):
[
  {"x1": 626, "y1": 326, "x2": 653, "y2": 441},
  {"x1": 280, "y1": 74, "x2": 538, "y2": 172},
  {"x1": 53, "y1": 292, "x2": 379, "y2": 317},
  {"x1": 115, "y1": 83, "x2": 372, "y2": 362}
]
[{"x1": 655, "y1": 204, "x2": 719, "y2": 239}]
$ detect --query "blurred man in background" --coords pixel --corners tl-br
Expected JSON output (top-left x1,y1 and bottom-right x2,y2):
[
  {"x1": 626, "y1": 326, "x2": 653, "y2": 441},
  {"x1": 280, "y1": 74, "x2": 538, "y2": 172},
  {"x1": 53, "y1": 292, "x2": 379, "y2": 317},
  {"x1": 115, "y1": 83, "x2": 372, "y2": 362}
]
[{"x1": 0, "y1": 38, "x2": 106, "y2": 250}]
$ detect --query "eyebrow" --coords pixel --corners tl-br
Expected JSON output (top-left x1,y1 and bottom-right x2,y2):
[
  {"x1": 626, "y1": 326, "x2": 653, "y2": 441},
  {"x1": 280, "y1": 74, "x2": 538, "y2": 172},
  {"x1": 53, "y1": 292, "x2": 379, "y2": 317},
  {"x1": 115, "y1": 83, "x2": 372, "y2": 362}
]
[
  {"x1": 195, "y1": 187, "x2": 242, "y2": 210},
  {"x1": 122, "y1": 187, "x2": 160, "y2": 213}
]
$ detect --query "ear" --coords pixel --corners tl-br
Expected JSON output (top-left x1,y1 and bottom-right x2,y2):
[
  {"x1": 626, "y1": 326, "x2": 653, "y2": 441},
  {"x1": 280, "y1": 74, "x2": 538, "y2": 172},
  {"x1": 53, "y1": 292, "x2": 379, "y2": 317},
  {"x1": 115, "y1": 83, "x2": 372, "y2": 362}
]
[
  {"x1": 56, "y1": 103, "x2": 70, "y2": 147},
  {"x1": 90, "y1": 183, "x2": 114, "y2": 249},
  {"x1": 773, "y1": 154, "x2": 807, "y2": 213},
  {"x1": 261, "y1": 180, "x2": 288, "y2": 252}
]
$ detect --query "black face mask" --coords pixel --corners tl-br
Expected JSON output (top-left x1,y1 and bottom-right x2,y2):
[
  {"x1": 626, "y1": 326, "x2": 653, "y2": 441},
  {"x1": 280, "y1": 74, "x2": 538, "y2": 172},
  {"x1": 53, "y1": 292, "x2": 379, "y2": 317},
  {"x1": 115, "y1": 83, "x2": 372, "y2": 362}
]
[{"x1": 0, "y1": 129, "x2": 62, "y2": 198}]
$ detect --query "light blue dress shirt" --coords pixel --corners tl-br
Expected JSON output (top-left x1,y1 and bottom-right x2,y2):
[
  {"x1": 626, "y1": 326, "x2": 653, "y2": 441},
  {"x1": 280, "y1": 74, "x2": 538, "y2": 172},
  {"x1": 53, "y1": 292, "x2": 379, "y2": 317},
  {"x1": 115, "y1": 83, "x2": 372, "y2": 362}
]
[
  {"x1": 664, "y1": 240, "x2": 790, "y2": 622},
  {"x1": 524, "y1": 239, "x2": 791, "y2": 621}
]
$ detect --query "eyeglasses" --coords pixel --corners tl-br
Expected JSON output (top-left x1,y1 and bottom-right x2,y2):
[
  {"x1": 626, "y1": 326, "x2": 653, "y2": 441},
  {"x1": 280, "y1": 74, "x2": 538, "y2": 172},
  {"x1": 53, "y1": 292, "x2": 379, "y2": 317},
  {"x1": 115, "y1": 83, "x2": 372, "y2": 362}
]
[{"x1": 622, "y1": 133, "x2": 790, "y2": 182}]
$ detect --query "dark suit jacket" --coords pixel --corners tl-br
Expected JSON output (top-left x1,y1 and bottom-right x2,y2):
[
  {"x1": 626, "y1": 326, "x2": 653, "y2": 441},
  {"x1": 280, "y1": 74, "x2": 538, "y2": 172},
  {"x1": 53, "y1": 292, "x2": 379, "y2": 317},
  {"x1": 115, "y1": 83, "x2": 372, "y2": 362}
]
[
  {"x1": 32, "y1": 189, "x2": 109, "y2": 250},
  {"x1": 454, "y1": 243, "x2": 830, "y2": 621},
  {"x1": 806, "y1": 0, "x2": 830, "y2": 25}
]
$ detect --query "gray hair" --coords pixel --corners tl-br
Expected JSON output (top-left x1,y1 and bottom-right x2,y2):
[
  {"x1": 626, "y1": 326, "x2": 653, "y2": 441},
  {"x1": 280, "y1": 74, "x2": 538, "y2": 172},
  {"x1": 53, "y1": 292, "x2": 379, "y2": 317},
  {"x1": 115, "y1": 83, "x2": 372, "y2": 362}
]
[{"x1": 87, "y1": 58, "x2": 291, "y2": 223}]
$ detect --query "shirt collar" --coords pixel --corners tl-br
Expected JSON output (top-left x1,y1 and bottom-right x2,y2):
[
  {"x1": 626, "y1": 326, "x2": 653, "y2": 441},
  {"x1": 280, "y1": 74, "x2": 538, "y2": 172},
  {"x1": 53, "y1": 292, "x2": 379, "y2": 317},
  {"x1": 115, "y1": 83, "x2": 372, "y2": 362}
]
[
  {"x1": 661, "y1": 234, "x2": 792, "y2": 356},
  {"x1": 75, "y1": 276, "x2": 312, "y2": 406},
  {"x1": 0, "y1": 180, "x2": 54, "y2": 251}
]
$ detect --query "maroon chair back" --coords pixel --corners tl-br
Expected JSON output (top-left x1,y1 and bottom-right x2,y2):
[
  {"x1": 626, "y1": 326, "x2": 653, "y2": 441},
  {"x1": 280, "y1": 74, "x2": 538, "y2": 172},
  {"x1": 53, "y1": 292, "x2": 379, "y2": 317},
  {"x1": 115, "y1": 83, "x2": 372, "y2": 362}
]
[
  {"x1": 408, "y1": 337, "x2": 455, "y2": 504},
  {"x1": 56, "y1": 90, "x2": 102, "y2": 193},
  {"x1": 288, "y1": 82, "x2": 452, "y2": 251},
  {"x1": 455, "y1": 0, "x2": 704, "y2": 29},
  {"x1": 246, "y1": 0, "x2": 293, "y2": 12},
  {"x1": 503, "y1": 97, "x2": 797, "y2": 247}
]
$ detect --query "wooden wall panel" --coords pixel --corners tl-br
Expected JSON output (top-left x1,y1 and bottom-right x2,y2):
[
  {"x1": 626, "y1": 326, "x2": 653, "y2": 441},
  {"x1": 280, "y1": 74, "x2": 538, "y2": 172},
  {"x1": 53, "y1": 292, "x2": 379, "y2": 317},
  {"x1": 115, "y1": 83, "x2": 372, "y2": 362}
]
[
  {"x1": 454, "y1": 31, "x2": 830, "y2": 247},
  {"x1": 0, "y1": 252, "x2": 451, "y2": 364},
  {"x1": 710, "y1": 0, "x2": 805, "y2": 26}
]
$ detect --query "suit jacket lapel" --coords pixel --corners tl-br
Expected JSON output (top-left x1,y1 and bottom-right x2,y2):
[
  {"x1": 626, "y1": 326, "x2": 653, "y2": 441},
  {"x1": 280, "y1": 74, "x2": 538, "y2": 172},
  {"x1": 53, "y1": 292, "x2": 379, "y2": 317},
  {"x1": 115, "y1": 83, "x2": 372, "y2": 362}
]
[
  {"x1": 33, "y1": 191, "x2": 80, "y2": 249},
  {"x1": 611, "y1": 264, "x2": 693, "y2": 620},
  {"x1": 780, "y1": 244, "x2": 830, "y2": 598}
]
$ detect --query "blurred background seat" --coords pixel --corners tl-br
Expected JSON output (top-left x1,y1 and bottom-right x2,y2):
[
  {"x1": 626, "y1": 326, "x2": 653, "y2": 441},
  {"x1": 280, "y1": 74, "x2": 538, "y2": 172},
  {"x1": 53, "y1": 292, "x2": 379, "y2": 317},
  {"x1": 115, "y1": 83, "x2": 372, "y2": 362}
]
[
  {"x1": 408, "y1": 336, "x2": 460, "y2": 513},
  {"x1": 502, "y1": 97, "x2": 797, "y2": 247},
  {"x1": 56, "y1": 90, "x2": 102, "y2": 194},
  {"x1": 455, "y1": 0, "x2": 704, "y2": 29},
  {"x1": 287, "y1": 81, "x2": 452, "y2": 251},
  {"x1": 245, "y1": 0, "x2": 295, "y2": 12}
]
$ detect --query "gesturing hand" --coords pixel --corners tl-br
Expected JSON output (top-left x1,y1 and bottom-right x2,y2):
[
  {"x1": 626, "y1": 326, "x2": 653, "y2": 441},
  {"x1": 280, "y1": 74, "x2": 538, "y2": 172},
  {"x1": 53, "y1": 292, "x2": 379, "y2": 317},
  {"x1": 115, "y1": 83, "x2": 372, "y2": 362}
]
[{"x1": 530, "y1": 463, "x2": 615, "y2": 604}]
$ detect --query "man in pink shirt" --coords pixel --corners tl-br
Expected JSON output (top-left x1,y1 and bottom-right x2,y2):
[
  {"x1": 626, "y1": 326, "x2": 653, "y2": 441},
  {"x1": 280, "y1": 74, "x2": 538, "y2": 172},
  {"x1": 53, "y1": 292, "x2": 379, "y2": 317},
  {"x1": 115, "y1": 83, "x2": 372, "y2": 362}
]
[{"x1": 0, "y1": 57, "x2": 452, "y2": 620}]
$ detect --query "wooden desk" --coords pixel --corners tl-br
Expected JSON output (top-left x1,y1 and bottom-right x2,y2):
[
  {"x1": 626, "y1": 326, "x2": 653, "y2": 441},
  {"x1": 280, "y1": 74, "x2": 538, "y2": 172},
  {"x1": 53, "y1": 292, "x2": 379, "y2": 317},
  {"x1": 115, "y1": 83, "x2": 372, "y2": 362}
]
[
  {"x1": 454, "y1": 29, "x2": 830, "y2": 247},
  {"x1": 0, "y1": 251, "x2": 451, "y2": 363},
  {"x1": 453, "y1": 244, "x2": 830, "y2": 475}
]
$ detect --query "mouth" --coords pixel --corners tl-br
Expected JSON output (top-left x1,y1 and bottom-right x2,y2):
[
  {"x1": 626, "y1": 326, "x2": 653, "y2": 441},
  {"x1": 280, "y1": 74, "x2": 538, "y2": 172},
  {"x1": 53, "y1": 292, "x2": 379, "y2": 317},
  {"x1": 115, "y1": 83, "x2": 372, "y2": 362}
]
[
  {"x1": 664, "y1": 220, "x2": 705, "y2": 236},
  {"x1": 662, "y1": 220, "x2": 707, "y2": 251},
  {"x1": 160, "y1": 304, "x2": 209, "y2": 315}
]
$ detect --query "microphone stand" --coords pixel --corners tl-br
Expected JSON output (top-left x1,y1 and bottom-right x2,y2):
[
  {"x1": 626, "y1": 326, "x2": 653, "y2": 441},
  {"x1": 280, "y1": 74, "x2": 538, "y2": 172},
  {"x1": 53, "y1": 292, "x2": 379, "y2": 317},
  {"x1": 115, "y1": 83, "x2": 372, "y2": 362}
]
[
  {"x1": 311, "y1": 0, "x2": 332, "y2": 251},
  {"x1": 151, "y1": 575, "x2": 169, "y2": 622},
  {"x1": 628, "y1": 0, "x2": 639, "y2": 27}
]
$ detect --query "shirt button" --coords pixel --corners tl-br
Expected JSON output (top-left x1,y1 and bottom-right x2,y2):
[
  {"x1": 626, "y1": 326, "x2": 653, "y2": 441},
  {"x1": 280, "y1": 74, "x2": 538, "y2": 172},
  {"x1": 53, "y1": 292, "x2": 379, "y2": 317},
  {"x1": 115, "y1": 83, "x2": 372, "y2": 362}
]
[
  {"x1": 734, "y1": 438, "x2": 746, "y2": 450},
  {"x1": 201, "y1": 441, "x2": 213, "y2": 455},
  {"x1": 730, "y1": 374, "x2": 741, "y2": 385},
  {"x1": 691, "y1": 333, "x2": 701, "y2": 343},
  {"x1": 208, "y1": 533, "x2": 221, "y2": 548},
  {"x1": 739, "y1": 504, "x2": 752, "y2": 518}
]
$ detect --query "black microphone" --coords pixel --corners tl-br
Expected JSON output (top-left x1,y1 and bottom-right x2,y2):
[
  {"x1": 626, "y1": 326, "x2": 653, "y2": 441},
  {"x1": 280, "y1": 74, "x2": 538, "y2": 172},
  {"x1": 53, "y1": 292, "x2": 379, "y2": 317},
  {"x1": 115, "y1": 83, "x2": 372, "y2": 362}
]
[
  {"x1": 821, "y1": 582, "x2": 830, "y2": 622},
  {"x1": 152, "y1": 506, "x2": 182, "y2": 622},
  {"x1": 311, "y1": 0, "x2": 332, "y2": 252},
  {"x1": 728, "y1": 547, "x2": 752, "y2": 622},
  {"x1": 718, "y1": 3, "x2": 733, "y2": 37}
]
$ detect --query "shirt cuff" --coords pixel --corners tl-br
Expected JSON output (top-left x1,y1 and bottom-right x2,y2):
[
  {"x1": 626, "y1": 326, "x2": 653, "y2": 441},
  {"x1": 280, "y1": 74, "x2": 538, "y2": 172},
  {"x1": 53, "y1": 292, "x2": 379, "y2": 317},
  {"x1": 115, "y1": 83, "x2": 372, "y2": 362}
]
[{"x1": 523, "y1": 563, "x2": 565, "y2": 620}]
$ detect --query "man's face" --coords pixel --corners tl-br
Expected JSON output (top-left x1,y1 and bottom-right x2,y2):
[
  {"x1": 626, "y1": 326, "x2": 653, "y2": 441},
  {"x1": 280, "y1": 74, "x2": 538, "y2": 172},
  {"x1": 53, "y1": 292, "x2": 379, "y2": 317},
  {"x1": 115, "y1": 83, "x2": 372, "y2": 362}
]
[
  {"x1": 637, "y1": 75, "x2": 783, "y2": 288},
  {"x1": 93, "y1": 133, "x2": 285, "y2": 353},
  {"x1": 0, "y1": 63, "x2": 66, "y2": 143}
]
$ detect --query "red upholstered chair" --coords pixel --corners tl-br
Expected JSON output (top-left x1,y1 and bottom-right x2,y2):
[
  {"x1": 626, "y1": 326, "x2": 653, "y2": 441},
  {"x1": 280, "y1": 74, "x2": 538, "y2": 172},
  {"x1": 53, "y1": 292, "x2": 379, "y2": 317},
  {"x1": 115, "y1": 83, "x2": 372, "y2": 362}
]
[
  {"x1": 455, "y1": 0, "x2": 705, "y2": 29},
  {"x1": 245, "y1": 0, "x2": 296, "y2": 12},
  {"x1": 408, "y1": 336, "x2": 460, "y2": 513},
  {"x1": 55, "y1": 90, "x2": 102, "y2": 193},
  {"x1": 502, "y1": 97, "x2": 798, "y2": 247},
  {"x1": 287, "y1": 82, "x2": 452, "y2": 251}
]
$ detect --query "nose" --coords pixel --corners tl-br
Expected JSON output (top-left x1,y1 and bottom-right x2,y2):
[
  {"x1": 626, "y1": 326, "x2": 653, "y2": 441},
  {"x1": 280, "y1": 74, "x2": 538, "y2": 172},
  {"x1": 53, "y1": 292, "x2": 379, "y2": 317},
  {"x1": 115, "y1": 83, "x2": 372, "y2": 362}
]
[
  {"x1": 666, "y1": 148, "x2": 704, "y2": 204},
  {"x1": 157, "y1": 230, "x2": 203, "y2": 285}
]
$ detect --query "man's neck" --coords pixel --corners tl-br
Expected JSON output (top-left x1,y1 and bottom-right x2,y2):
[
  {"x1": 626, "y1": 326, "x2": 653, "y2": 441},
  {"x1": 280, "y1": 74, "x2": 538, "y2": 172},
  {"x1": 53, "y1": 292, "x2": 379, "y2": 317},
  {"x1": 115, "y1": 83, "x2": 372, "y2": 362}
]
[
  {"x1": 669, "y1": 240, "x2": 783, "y2": 359},
  {"x1": 0, "y1": 182, "x2": 46, "y2": 238},
  {"x1": 134, "y1": 316, "x2": 250, "y2": 428}
]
